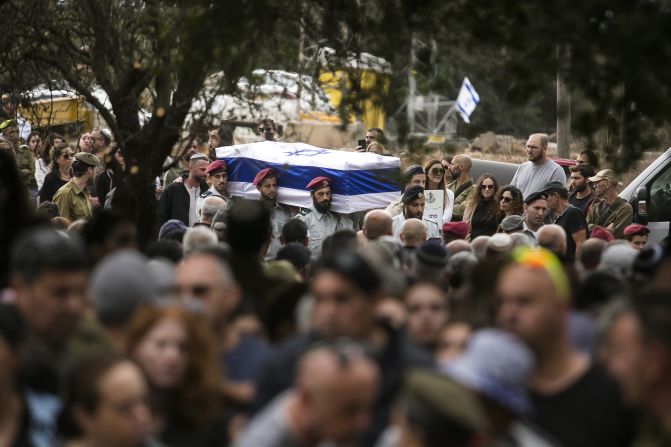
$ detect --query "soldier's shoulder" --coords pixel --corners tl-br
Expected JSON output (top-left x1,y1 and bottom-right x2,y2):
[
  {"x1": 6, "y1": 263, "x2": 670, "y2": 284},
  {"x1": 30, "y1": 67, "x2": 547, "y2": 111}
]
[{"x1": 299, "y1": 207, "x2": 312, "y2": 216}]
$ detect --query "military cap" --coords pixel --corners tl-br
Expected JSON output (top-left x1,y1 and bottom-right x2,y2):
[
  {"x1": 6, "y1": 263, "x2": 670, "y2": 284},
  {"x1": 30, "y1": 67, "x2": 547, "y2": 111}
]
[
  {"x1": 205, "y1": 160, "x2": 227, "y2": 175},
  {"x1": 74, "y1": 152, "x2": 100, "y2": 167},
  {"x1": 403, "y1": 165, "x2": 425, "y2": 181},
  {"x1": 539, "y1": 181, "x2": 568, "y2": 194},
  {"x1": 500, "y1": 214, "x2": 525, "y2": 232},
  {"x1": 252, "y1": 168, "x2": 276, "y2": 186},
  {"x1": 589, "y1": 168, "x2": 622, "y2": 185},
  {"x1": 404, "y1": 369, "x2": 489, "y2": 435},
  {"x1": 442, "y1": 221, "x2": 469, "y2": 239},
  {"x1": 402, "y1": 185, "x2": 425, "y2": 204},
  {"x1": 523, "y1": 190, "x2": 548, "y2": 205},
  {"x1": 306, "y1": 176, "x2": 331, "y2": 191},
  {"x1": 623, "y1": 223, "x2": 650, "y2": 237},
  {"x1": 590, "y1": 226, "x2": 614, "y2": 242}
]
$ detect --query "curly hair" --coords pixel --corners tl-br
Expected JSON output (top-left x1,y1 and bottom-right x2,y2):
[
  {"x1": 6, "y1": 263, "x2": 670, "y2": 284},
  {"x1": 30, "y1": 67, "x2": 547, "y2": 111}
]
[
  {"x1": 123, "y1": 305, "x2": 222, "y2": 426},
  {"x1": 497, "y1": 184, "x2": 524, "y2": 216}
]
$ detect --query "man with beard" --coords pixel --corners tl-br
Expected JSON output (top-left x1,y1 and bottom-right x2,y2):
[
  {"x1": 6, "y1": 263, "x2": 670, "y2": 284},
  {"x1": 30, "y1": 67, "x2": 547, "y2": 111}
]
[
  {"x1": 392, "y1": 186, "x2": 441, "y2": 239},
  {"x1": 197, "y1": 160, "x2": 230, "y2": 213},
  {"x1": 207, "y1": 125, "x2": 233, "y2": 160},
  {"x1": 568, "y1": 164, "x2": 597, "y2": 215},
  {"x1": 53, "y1": 153, "x2": 100, "y2": 221},
  {"x1": 297, "y1": 176, "x2": 353, "y2": 258},
  {"x1": 254, "y1": 168, "x2": 292, "y2": 259},
  {"x1": 158, "y1": 153, "x2": 209, "y2": 226},
  {"x1": 163, "y1": 137, "x2": 199, "y2": 186},
  {"x1": 511, "y1": 133, "x2": 566, "y2": 199},
  {"x1": 446, "y1": 154, "x2": 475, "y2": 221},
  {"x1": 385, "y1": 165, "x2": 426, "y2": 218},
  {"x1": 586, "y1": 169, "x2": 633, "y2": 239}
]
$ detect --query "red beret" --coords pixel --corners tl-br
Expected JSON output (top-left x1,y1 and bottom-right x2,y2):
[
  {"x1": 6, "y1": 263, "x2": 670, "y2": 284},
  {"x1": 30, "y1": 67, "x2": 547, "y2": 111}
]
[
  {"x1": 253, "y1": 168, "x2": 275, "y2": 186},
  {"x1": 442, "y1": 221, "x2": 469, "y2": 239},
  {"x1": 205, "y1": 160, "x2": 227, "y2": 175},
  {"x1": 623, "y1": 224, "x2": 649, "y2": 237},
  {"x1": 590, "y1": 226, "x2": 614, "y2": 242},
  {"x1": 306, "y1": 176, "x2": 331, "y2": 191}
]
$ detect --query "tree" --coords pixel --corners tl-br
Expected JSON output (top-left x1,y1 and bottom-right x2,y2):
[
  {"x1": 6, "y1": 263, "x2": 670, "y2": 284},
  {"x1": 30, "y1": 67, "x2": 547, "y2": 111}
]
[{"x1": 1, "y1": 0, "x2": 279, "y2": 245}]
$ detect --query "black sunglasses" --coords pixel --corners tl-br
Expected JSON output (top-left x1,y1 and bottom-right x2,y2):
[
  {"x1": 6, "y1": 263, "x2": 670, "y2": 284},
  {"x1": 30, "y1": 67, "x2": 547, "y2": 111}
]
[{"x1": 480, "y1": 184, "x2": 495, "y2": 190}]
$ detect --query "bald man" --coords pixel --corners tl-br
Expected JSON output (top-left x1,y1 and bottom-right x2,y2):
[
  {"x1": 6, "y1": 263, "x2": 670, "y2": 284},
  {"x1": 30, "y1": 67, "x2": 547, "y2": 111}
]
[
  {"x1": 497, "y1": 247, "x2": 633, "y2": 447},
  {"x1": 446, "y1": 239, "x2": 472, "y2": 255},
  {"x1": 446, "y1": 154, "x2": 475, "y2": 221},
  {"x1": 510, "y1": 133, "x2": 566, "y2": 198},
  {"x1": 198, "y1": 195, "x2": 227, "y2": 227},
  {"x1": 236, "y1": 343, "x2": 378, "y2": 447},
  {"x1": 399, "y1": 218, "x2": 427, "y2": 248},
  {"x1": 362, "y1": 209, "x2": 393, "y2": 241},
  {"x1": 537, "y1": 224, "x2": 567, "y2": 258}
]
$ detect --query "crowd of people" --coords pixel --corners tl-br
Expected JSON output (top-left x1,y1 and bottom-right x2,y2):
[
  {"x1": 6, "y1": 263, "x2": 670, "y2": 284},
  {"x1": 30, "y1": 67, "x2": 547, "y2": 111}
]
[{"x1": 1, "y1": 115, "x2": 671, "y2": 447}]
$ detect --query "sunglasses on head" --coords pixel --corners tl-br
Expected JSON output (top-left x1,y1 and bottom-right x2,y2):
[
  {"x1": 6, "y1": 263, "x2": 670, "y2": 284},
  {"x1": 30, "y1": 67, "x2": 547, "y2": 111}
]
[{"x1": 480, "y1": 184, "x2": 495, "y2": 190}]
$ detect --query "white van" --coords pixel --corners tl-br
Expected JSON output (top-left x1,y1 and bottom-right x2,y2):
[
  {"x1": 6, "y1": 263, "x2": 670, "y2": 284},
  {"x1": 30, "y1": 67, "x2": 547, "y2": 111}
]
[{"x1": 620, "y1": 148, "x2": 671, "y2": 244}]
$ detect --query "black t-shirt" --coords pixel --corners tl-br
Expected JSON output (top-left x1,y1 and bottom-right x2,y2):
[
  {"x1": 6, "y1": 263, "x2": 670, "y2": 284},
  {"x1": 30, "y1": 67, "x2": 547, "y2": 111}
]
[
  {"x1": 569, "y1": 191, "x2": 595, "y2": 215},
  {"x1": 530, "y1": 364, "x2": 635, "y2": 447},
  {"x1": 554, "y1": 204, "x2": 587, "y2": 261}
]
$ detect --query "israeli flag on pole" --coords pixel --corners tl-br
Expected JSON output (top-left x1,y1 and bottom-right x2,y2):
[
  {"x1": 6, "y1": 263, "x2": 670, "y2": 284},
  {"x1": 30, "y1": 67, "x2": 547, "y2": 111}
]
[
  {"x1": 216, "y1": 141, "x2": 401, "y2": 214},
  {"x1": 455, "y1": 77, "x2": 480, "y2": 123}
]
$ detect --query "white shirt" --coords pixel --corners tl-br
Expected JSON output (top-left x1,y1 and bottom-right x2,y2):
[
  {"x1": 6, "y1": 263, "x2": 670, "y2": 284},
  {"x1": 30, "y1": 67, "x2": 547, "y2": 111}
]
[
  {"x1": 186, "y1": 184, "x2": 199, "y2": 227},
  {"x1": 511, "y1": 159, "x2": 566, "y2": 199}
]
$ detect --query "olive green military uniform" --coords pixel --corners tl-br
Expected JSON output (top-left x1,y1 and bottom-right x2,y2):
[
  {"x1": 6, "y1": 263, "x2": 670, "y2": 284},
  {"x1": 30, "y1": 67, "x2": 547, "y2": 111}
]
[
  {"x1": 447, "y1": 178, "x2": 474, "y2": 221},
  {"x1": 586, "y1": 196, "x2": 633, "y2": 239},
  {"x1": 53, "y1": 180, "x2": 94, "y2": 221},
  {"x1": 16, "y1": 144, "x2": 36, "y2": 189}
]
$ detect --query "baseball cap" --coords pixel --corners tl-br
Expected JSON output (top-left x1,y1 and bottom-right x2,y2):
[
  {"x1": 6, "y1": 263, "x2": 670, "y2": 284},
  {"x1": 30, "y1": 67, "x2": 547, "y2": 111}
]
[
  {"x1": 74, "y1": 152, "x2": 100, "y2": 166},
  {"x1": 589, "y1": 169, "x2": 622, "y2": 185}
]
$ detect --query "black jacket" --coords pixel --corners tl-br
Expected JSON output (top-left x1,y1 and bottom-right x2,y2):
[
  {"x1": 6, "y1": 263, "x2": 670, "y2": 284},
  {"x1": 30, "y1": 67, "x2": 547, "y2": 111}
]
[{"x1": 158, "y1": 180, "x2": 208, "y2": 226}]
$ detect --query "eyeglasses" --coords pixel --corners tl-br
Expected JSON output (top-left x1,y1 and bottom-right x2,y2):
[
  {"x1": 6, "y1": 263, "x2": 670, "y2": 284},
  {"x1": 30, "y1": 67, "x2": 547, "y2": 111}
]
[
  {"x1": 525, "y1": 144, "x2": 541, "y2": 150},
  {"x1": 430, "y1": 168, "x2": 444, "y2": 176},
  {"x1": 480, "y1": 184, "x2": 495, "y2": 190},
  {"x1": 500, "y1": 196, "x2": 512, "y2": 203}
]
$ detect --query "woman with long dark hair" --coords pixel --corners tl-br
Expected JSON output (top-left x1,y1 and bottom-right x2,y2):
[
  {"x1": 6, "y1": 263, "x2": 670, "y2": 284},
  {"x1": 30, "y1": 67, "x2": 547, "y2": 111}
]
[
  {"x1": 463, "y1": 174, "x2": 502, "y2": 239},
  {"x1": 39, "y1": 143, "x2": 73, "y2": 204}
]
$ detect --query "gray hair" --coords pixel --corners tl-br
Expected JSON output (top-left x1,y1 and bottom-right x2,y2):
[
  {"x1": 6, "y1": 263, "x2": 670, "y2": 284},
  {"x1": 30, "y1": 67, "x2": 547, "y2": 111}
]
[{"x1": 182, "y1": 226, "x2": 218, "y2": 256}]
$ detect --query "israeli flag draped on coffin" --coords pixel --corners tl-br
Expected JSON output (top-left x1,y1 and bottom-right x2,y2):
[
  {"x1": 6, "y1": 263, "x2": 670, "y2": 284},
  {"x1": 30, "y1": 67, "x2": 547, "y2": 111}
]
[{"x1": 216, "y1": 141, "x2": 401, "y2": 214}]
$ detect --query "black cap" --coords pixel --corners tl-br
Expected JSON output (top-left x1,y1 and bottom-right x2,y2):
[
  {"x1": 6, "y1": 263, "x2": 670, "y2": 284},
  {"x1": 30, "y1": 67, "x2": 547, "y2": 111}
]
[
  {"x1": 402, "y1": 185, "x2": 425, "y2": 204},
  {"x1": 539, "y1": 181, "x2": 567, "y2": 194},
  {"x1": 523, "y1": 190, "x2": 548, "y2": 204},
  {"x1": 403, "y1": 165, "x2": 425, "y2": 181}
]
